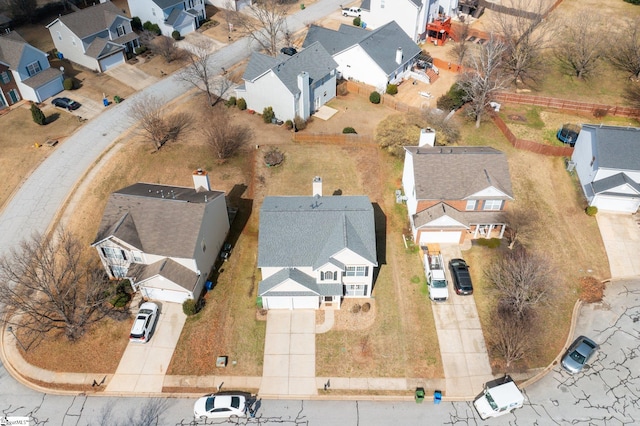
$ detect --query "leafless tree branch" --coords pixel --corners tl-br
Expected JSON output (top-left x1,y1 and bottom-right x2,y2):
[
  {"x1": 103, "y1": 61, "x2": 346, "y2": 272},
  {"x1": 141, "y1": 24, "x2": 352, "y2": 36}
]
[
  {"x1": 236, "y1": 0, "x2": 288, "y2": 56},
  {"x1": 554, "y1": 10, "x2": 606, "y2": 79}
]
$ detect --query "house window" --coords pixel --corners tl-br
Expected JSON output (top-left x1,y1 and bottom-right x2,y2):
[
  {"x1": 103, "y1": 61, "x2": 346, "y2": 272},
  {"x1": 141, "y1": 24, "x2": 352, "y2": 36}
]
[
  {"x1": 57, "y1": 31, "x2": 62, "y2": 41},
  {"x1": 116, "y1": 24, "x2": 126, "y2": 37},
  {"x1": 8, "y1": 89, "x2": 20, "y2": 103},
  {"x1": 26, "y1": 61, "x2": 42, "y2": 77},
  {"x1": 132, "y1": 251, "x2": 143, "y2": 262},
  {"x1": 110, "y1": 265, "x2": 127, "y2": 278},
  {"x1": 0, "y1": 71, "x2": 10, "y2": 84},
  {"x1": 101, "y1": 246, "x2": 127, "y2": 261},
  {"x1": 152, "y1": 8, "x2": 156, "y2": 16},
  {"x1": 483, "y1": 200, "x2": 503, "y2": 211},
  {"x1": 465, "y1": 200, "x2": 477, "y2": 211},
  {"x1": 381, "y1": 0, "x2": 385, "y2": 8},
  {"x1": 345, "y1": 266, "x2": 368, "y2": 277}
]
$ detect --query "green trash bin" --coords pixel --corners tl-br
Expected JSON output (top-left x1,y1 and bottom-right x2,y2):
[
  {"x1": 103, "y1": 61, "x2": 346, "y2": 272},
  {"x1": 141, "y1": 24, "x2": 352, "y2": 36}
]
[
  {"x1": 300, "y1": 3, "x2": 305, "y2": 9},
  {"x1": 415, "y1": 387, "x2": 425, "y2": 403}
]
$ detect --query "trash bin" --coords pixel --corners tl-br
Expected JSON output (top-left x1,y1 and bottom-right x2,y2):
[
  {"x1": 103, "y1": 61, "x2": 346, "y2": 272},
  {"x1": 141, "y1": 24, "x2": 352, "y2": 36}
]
[
  {"x1": 415, "y1": 387, "x2": 425, "y2": 403},
  {"x1": 300, "y1": 3, "x2": 305, "y2": 9},
  {"x1": 206, "y1": 281, "x2": 213, "y2": 291},
  {"x1": 434, "y1": 390, "x2": 442, "y2": 404},
  {"x1": 103, "y1": 98, "x2": 108, "y2": 107},
  {"x1": 57, "y1": 52, "x2": 64, "y2": 60}
]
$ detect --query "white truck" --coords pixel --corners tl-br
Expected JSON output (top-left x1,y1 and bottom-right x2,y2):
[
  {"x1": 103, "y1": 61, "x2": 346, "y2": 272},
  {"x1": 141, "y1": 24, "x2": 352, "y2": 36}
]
[
  {"x1": 473, "y1": 376, "x2": 525, "y2": 420},
  {"x1": 342, "y1": 7, "x2": 361, "y2": 17},
  {"x1": 424, "y1": 244, "x2": 448, "y2": 302}
]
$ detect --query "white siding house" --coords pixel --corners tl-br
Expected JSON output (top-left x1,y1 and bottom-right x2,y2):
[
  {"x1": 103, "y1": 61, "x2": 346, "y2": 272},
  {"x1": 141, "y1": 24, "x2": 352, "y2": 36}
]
[
  {"x1": 302, "y1": 21, "x2": 421, "y2": 92},
  {"x1": 46, "y1": 1, "x2": 139, "y2": 73},
  {"x1": 128, "y1": 0, "x2": 206, "y2": 37},
  {"x1": 92, "y1": 171, "x2": 230, "y2": 304},
  {"x1": 258, "y1": 178, "x2": 378, "y2": 310},
  {"x1": 572, "y1": 124, "x2": 640, "y2": 213},
  {"x1": 235, "y1": 42, "x2": 337, "y2": 121},
  {"x1": 0, "y1": 31, "x2": 63, "y2": 104}
]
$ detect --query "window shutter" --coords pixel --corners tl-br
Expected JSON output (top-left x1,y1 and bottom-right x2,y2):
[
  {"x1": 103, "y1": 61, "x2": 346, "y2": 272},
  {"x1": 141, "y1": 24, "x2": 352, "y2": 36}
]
[
  {"x1": 101, "y1": 247, "x2": 107, "y2": 257},
  {"x1": 121, "y1": 249, "x2": 127, "y2": 260},
  {"x1": 365, "y1": 267, "x2": 369, "y2": 277},
  {"x1": 333, "y1": 271, "x2": 337, "y2": 280},
  {"x1": 320, "y1": 272, "x2": 324, "y2": 281}
]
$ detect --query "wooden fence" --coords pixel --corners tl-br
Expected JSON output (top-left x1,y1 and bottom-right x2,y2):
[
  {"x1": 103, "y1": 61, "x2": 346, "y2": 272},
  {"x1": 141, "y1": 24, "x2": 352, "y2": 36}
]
[
  {"x1": 292, "y1": 132, "x2": 374, "y2": 145},
  {"x1": 492, "y1": 113, "x2": 574, "y2": 157}
]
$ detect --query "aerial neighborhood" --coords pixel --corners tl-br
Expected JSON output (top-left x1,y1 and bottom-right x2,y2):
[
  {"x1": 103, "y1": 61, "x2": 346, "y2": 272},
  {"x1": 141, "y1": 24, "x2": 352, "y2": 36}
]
[{"x1": 1, "y1": 0, "x2": 640, "y2": 422}]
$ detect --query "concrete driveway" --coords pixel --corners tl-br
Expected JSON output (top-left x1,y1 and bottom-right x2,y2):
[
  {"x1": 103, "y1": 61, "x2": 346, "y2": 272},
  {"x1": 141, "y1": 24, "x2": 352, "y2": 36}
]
[
  {"x1": 433, "y1": 244, "x2": 494, "y2": 398},
  {"x1": 106, "y1": 63, "x2": 160, "y2": 91},
  {"x1": 597, "y1": 213, "x2": 640, "y2": 278},
  {"x1": 260, "y1": 310, "x2": 316, "y2": 397},
  {"x1": 105, "y1": 302, "x2": 186, "y2": 394}
]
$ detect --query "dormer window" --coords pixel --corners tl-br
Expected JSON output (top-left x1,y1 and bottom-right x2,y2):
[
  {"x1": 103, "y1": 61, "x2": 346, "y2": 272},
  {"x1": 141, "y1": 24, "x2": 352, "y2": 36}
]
[
  {"x1": 26, "y1": 61, "x2": 42, "y2": 77},
  {"x1": 465, "y1": 200, "x2": 477, "y2": 211},
  {"x1": 116, "y1": 24, "x2": 126, "y2": 37}
]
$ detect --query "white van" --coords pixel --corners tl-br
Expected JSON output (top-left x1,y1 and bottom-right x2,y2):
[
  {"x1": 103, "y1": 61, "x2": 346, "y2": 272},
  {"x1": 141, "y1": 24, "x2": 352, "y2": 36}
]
[{"x1": 473, "y1": 377, "x2": 525, "y2": 420}]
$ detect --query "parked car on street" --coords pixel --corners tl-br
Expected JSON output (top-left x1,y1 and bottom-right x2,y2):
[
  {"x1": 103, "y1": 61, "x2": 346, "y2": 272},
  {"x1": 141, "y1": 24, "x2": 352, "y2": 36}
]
[
  {"x1": 449, "y1": 258, "x2": 473, "y2": 295},
  {"x1": 280, "y1": 47, "x2": 297, "y2": 56},
  {"x1": 561, "y1": 335, "x2": 598, "y2": 374},
  {"x1": 193, "y1": 394, "x2": 247, "y2": 419},
  {"x1": 51, "y1": 97, "x2": 80, "y2": 111},
  {"x1": 129, "y1": 302, "x2": 159, "y2": 343}
]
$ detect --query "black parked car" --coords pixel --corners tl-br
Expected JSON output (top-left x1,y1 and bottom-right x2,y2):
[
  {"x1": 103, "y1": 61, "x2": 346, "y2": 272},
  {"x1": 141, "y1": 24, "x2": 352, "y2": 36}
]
[
  {"x1": 449, "y1": 258, "x2": 473, "y2": 295},
  {"x1": 280, "y1": 47, "x2": 297, "y2": 56},
  {"x1": 52, "y1": 97, "x2": 80, "y2": 111}
]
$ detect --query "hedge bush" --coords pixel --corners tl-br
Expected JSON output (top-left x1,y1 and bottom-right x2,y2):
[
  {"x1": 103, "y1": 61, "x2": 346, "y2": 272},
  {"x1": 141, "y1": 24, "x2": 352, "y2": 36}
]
[
  {"x1": 131, "y1": 17, "x2": 142, "y2": 31},
  {"x1": 183, "y1": 299, "x2": 198, "y2": 316},
  {"x1": 225, "y1": 96, "x2": 236, "y2": 107},
  {"x1": 369, "y1": 91, "x2": 381, "y2": 104},
  {"x1": 263, "y1": 106, "x2": 275, "y2": 123},
  {"x1": 134, "y1": 45, "x2": 147, "y2": 55},
  {"x1": 353, "y1": 17, "x2": 361, "y2": 27},
  {"x1": 171, "y1": 30, "x2": 181, "y2": 40},
  {"x1": 63, "y1": 77, "x2": 74, "y2": 90},
  {"x1": 31, "y1": 103, "x2": 46, "y2": 125},
  {"x1": 285, "y1": 119, "x2": 293, "y2": 130},
  {"x1": 237, "y1": 98, "x2": 247, "y2": 110},
  {"x1": 386, "y1": 84, "x2": 398, "y2": 95},
  {"x1": 342, "y1": 127, "x2": 357, "y2": 134},
  {"x1": 586, "y1": 206, "x2": 598, "y2": 216},
  {"x1": 293, "y1": 115, "x2": 306, "y2": 131}
]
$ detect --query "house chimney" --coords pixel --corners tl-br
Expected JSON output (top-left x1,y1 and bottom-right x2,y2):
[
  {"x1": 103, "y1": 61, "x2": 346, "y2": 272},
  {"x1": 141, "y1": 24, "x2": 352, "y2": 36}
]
[
  {"x1": 395, "y1": 47, "x2": 403, "y2": 65},
  {"x1": 419, "y1": 128, "x2": 436, "y2": 147},
  {"x1": 297, "y1": 71, "x2": 310, "y2": 121},
  {"x1": 192, "y1": 168, "x2": 211, "y2": 192},
  {"x1": 313, "y1": 176, "x2": 322, "y2": 197}
]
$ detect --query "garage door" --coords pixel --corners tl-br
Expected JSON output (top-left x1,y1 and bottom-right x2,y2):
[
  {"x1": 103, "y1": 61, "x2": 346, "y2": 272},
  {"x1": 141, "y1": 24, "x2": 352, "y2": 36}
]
[
  {"x1": 263, "y1": 296, "x2": 318, "y2": 309},
  {"x1": 100, "y1": 53, "x2": 124, "y2": 72},
  {"x1": 142, "y1": 286, "x2": 190, "y2": 304},
  {"x1": 419, "y1": 231, "x2": 461, "y2": 244},
  {"x1": 593, "y1": 196, "x2": 640, "y2": 213},
  {"x1": 36, "y1": 77, "x2": 63, "y2": 103}
]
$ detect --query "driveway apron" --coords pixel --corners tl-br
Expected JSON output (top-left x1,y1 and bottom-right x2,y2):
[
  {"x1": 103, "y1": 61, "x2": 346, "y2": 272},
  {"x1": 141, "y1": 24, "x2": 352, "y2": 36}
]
[
  {"x1": 596, "y1": 213, "x2": 640, "y2": 279},
  {"x1": 260, "y1": 310, "x2": 316, "y2": 397},
  {"x1": 105, "y1": 303, "x2": 186, "y2": 394},
  {"x1": 106, "y1": 63, "x2": 160, "y2": 91},
  {"x1": 434, "y1": 244, "x2": 494, "y2": 397}
]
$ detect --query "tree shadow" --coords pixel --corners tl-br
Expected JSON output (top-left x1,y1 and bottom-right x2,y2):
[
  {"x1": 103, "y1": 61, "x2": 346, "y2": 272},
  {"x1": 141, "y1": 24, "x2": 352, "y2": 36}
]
[
  {"x1": 46, "y1": 112, "x2": 60, "y2": 124},
  {"x1": 371, "y1": 202, "x2": 387, "y2": 292}
]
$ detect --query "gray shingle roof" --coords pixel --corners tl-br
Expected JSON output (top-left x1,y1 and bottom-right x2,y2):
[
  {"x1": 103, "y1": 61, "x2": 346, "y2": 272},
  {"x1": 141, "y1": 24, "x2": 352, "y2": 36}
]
[
  {"x1": 360, "y1": 0, "x2": 371, "y2": 10},
  {"x1": 404, "y1": 146, "x2": 514, "y2": 201},
  {"x1": 587, "y1": 124, "x2": 640, "y2": 172},
  {"x1": 50, "y1": 1, "x2": 127, "y2": 39},
  {"x1": 152, "y1": 0, "x2": 182, "y2": 9},
  {"x1": 132, "y1": 258, "x2": 199, "y2": 291},
  {"x1": 21, "y1": 67, "x2": 62, "y2": 89},
  {"x1": 258, "y1": 268, "x2": 343, "y2": 296},
  {"x1": 242, "y1": 41, "x2": 337, "y2": 96},
  {"x1": 413, "y1": 202, "x2": 505, "y2": 228},
  {"x1": 592, "y1": 172, "x2": 640, "y2": 195},
  {"x1": 258, "y1": 195, "x2": 377, "y2": 269},
  {"x1": 302, "y1": 21, "x2": 421, "y2": 75},
  {"x1": 85, "y1": 37, "x2": 124, "y2": 59},
  {"x1": 93, "y1": 182, "x2": 225, "y2": 259},
  {"x1": 0, "y1": 31, "x2": 28, "y2": 69},
  {"x1": 165, "y1": 7, "x2": 182, "y2": 26}
]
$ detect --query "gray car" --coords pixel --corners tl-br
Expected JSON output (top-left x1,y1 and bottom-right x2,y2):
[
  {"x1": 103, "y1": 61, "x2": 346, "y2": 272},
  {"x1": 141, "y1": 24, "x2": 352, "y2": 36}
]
[{"x1": 561, "y1": 335, "x2": 598, "y2": 374}]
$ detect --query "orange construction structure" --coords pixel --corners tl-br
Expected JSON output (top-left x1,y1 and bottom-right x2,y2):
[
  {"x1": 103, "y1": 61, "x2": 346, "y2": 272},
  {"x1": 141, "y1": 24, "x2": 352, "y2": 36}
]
[{"x1": 426, "y1": 16, "x2": 452, "y2": 46}]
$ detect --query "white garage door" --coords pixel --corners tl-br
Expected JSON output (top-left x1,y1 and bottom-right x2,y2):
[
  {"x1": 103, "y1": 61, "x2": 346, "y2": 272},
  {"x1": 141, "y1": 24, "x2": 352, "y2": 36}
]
[
  {"x1": 419, "y1": 231, "x2": 461, "y2": 244},
  {"x1": 593, "y1": 196, "x2": 640, "y2": 213},
  {"x1": 100, "y1": 53, "x2": 124, "y2": 72},
  {"x1": 263, "y1": 296, "x2": 318, "y2": 309},
  {"x1": 142, "y1": 286, "x2": 190, "y2": 304}
]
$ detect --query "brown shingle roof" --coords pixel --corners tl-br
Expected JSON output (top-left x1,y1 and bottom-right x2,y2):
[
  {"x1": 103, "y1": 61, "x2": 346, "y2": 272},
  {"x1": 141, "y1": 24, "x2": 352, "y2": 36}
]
[
  {"x1": 93, "y1": 183, "x2": 225, "y2": 259},
  {"x1": 0, "y1": 31, "x2": 28, "y2": 69},
  {"x1": 52, "y1": 1, "x2": 127, "y2": 39},
  {"x1": 413, "y1": 202, "x2": 505, "y2": 228},
  {"x1": 21, "y1": 67, "x2": 62, "y2": 89},
  {"x1": 132, "y1": 258, "x2": 199, "y2": 291},
  {"x1": 405, "y1": 146, "x2": 514, "y2": 201}
]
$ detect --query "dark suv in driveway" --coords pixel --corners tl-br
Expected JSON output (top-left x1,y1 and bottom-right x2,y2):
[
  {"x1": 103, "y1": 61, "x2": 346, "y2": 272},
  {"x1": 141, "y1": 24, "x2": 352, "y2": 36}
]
[{"x1": 449, "y1": 258, "x2": 473, "y2": 295}]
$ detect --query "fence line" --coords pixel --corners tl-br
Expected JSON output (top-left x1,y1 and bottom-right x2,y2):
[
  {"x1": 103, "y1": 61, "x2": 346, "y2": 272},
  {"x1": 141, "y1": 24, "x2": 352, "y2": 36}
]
[
  {"x1": 491, "y1": 114, "x2": 574, "y2": 157},
  {"x1": 292, "y1": 132, "x2": 374, "y2": 145},
  {"x1": 493, "y1": 93, "x2": 640, "y2": 118}
]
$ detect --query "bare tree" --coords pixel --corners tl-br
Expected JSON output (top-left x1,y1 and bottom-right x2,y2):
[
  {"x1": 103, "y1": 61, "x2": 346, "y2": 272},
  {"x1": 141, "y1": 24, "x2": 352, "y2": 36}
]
[
  {"x1": 236, "y1": 0, "x2": 288, "y2": 56},
  {"x1": 554, "y1": 10, "x2": 606, "y2": 79},
  {"x1": 491, "y1": 0, "x2": 551, "y2": 89},
  {"x1": 129, "y1": 95, "x2": 192, "y2": 150},
  {"x1": 610, "y1": 17, "x2": 640, "y2": 80},
  {"x1": 500, "y1": 207, "x2": 538, "y2": 250},
  {"x1": 623, "y1": 82, "x2": 640, "y2": 109},
  {"x1": 0, "y1": 230, "x2": 115, "y2": 344},
  {"x1": 179, "y1": 38, "x2": 217, "y2": 105},
  {"x1": 484, "y1": 248, "x2": 556, "y2": 320},
  {"x1": 458, "y1": 33, "x2": 509, "y2": 127},
  {"x1": 451, "y1": 20, "x2": 471, "y2": 66},
  {"x1": 202, "y1": 106, "x2": 252, "y2": 159},
  {"x1": 488, "y1": 307, "x2": 534, "y2": 369},
  {"x1": 149, "y1": 35, "x2": 186, "y2": 63},
  {"x1": 3, "y1": 0, "x2": 36, "y2": 22}
]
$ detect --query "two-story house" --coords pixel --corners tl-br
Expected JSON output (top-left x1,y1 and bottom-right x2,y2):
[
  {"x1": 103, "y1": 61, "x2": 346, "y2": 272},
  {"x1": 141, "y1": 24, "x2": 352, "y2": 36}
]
[
  {"x1": 235, "y1": 42, "x2": 338, "y2": 122},
  {"x1": 302, "y1": 21, "x2": 421, "y2": 93},
  {"x1": 91, "y1": 170, "x2": 230, "y2": 304},
  {"x1": 402, "y1": 129, "x2": 514, "y2": 244},
  {"x1": 571, "y1": 124, "x2": 640, "y2": 213},
  {"x1": 46, "y1": 1, "x2": 139, "y2": 73},
  {"x1": 257, "y1": 177, "x2": 378, "y2": 310},
  {"x1": 128, "y1": 0, "x2": 206, "y2": 37},
  {"x1": 0, "y1": 31, "x2": 63, "y2": 108}
]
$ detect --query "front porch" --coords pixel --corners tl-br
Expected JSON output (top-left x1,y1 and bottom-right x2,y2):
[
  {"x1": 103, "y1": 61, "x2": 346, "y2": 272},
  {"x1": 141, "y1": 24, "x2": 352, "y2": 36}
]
[{"x1": 467, "y1": 223, "x2": 506, "y2": 239}]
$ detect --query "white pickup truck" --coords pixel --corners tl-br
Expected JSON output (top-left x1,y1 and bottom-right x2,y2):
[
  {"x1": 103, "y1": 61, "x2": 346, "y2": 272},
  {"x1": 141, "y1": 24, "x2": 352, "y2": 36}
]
[
  {"x1": 342, "y1": 7, "x2": 361, "y2": 17},
  {"x1": 424, "y1": 244, "x2": 448, "y2": 302}
]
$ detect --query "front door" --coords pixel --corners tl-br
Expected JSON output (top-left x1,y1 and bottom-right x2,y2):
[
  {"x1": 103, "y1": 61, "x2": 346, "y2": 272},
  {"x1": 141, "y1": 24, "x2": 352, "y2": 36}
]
[{"x1": 8, "y1": 89, "x2": 20, "y2": 103}]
